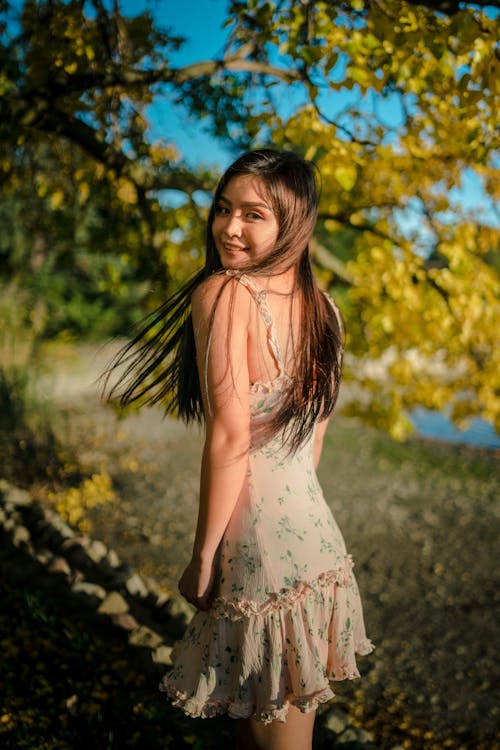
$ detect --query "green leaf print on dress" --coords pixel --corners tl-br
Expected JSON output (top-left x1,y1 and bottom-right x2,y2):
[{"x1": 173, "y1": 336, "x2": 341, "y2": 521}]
[
  {"x1": 276, "y1": 514, "x2": 307, "y2": 541},
  {"x1": 160, "y1": 274, "x2": 374, "y2": 724},
  {"x1": 280, "y1": 548, "x2": 309, "y2": 588}
]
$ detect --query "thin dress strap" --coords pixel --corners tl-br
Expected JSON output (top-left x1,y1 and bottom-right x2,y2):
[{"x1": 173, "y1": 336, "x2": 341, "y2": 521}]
[{"x1": 225, "y1": 271, "x2": 286, "y2": 378}]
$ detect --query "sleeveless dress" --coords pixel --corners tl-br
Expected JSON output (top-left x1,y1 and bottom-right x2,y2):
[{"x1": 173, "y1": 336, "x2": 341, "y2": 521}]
[{"x1": 160, "y1": 273, "x2": 373, "y2": 723}]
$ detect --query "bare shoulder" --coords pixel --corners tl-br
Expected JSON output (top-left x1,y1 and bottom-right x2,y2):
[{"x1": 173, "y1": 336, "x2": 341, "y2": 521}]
[{"x1": 191, "y1": 273, "x2": 250, "y2": 324}]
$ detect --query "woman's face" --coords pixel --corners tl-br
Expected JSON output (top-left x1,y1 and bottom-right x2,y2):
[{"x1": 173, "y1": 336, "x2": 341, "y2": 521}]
[{"x1": 212, "y1": 174, "x2": 279, "y2": 269}]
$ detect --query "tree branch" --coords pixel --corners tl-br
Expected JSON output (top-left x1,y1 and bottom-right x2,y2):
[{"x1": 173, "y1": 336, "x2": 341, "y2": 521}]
[
  {"x1": 402, "y1": 0, "x2": 497, "y2": 14},
  {"x1": 310, "y1": 238, "x2": 354, "y2": 284},
  {"x1": 174, "y1": 54, "x2": 300, "y2": 84},
  {"x1": 310, "y1": 98, "x2": 378, "y2": 147},
  {"x1": 318, "y1": 211, "x2": 397, "y2": 243},
  {"x1": 26, "y1": 48, "x2": 300, "y2": 102},
  {"x1": 31, "y1": 105, "x2": 211, "y2": 194}
]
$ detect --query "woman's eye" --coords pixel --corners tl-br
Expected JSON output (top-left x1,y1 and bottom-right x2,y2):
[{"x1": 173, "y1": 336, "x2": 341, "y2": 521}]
[
  {"x1": 215, "y1": 205, "x2": 229, "y2": 215},
  {"x1": 246, "y1": 211, "x2": 263, "y2": 220}
]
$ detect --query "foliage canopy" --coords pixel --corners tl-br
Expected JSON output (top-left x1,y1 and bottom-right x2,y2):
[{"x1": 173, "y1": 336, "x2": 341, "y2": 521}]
[{"x1": 1, "y1": 0, "x2": 499, "y2": 436}]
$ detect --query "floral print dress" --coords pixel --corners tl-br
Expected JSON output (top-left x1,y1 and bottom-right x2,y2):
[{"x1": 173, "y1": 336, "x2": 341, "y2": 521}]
[{"x1": 160, "y1": 273, "x2": 373, "y2": 723}]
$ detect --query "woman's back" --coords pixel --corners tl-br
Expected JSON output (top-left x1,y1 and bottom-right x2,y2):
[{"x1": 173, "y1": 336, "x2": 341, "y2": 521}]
[
  {"x1": 231, "y1": 270, "x2": 300, "y2": 391},
  {"x1": 116, "y1": 147, "x2": 375, "y2": 747},
  {"x1": 162, "y1": 269, "x2": 373, "y2": 723}
]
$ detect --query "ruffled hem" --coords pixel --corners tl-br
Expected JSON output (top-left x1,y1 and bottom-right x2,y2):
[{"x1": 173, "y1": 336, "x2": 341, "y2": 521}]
[
  {"x1": 160, "y1": 682, "x2": 336, "y2": 724},
  {"x1": 210, "y1": 558, "x2": 355, "y2": 620},
  {"x1": 159, "y1": 562, "x2": 374, "y2": 724}
]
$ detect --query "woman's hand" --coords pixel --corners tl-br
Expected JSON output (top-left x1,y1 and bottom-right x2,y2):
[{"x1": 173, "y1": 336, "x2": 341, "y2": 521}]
[{"x1": 178, "y1": 557, "x2": 215, "y2": 611}]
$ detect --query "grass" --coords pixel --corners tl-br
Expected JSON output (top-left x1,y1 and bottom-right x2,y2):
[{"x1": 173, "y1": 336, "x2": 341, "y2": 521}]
[
  {"x1": 0, "y1": 365, "x2": 81, "y2": 487},
  {"x1": 0, "y1": 288, "x2": 81, "y2": 488},
  {"x1": 0, "y1": 337, "x2": 498, "y2": 750}
]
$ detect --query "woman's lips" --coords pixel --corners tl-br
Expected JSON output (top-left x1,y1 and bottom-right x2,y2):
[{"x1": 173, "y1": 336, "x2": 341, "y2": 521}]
[{"x1": 223, "y1": 243, "x2": 248, "y2": 253}]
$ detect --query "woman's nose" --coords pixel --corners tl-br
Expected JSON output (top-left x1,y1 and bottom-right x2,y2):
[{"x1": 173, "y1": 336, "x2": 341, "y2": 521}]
[{"x1": 223, "y1": 212, "x2": 243, "y2": 237}]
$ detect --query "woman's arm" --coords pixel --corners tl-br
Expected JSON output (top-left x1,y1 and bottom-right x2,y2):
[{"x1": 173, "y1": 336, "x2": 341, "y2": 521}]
[
  {"x1": 313, "y1": 417, "x2": 330, "y2": 471},
  {"x1": 178, "y1": 277, "x2": 251, "y2": 611}
]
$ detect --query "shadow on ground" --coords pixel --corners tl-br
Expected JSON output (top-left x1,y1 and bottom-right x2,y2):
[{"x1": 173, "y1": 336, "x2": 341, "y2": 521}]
[{"x1": 1, "y1": 344, "x2": 499, "y2": 749}]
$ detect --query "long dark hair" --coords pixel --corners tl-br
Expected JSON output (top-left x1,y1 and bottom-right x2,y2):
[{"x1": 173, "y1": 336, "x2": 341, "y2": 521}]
[{"x1": 105, "y1": 149, "x2": 345, "y2": 451}]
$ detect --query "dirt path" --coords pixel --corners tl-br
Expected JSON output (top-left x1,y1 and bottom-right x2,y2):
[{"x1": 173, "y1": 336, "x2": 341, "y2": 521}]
[{"x1": 46, "y1": 344, "x2": 499, "y2": 750}]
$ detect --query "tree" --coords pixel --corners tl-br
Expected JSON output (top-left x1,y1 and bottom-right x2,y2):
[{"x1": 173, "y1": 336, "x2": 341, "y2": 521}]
[{"x1": 1, "y1": 0, "x2": 499, "y2": 436}]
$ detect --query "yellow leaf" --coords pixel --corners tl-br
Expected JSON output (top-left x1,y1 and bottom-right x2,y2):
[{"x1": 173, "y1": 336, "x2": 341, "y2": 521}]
[
  {"x1": 50, "y1": 190, "x2": 65, "y2": 210},
  {"x1": 349, "y1": 211, "x2": 365, "y2": 226},
  {"x1": 304, "y1": 144, "x2": 317, "y2": 161},
  {"x1": 348, "y1": 66, "x2": 371, "y2": 87},
  {"x1": 78, "y1": 181, "x2": 90, "y2": 204},
  {"x1": 116, "y1": 178, "x2": 138, "y2": 205},
  {"x1": 333, "y1": 165, "x2": 357, "y2": 191},
  {"x1": 64, "y1": 62, "x2": 78, "y2": 74}
]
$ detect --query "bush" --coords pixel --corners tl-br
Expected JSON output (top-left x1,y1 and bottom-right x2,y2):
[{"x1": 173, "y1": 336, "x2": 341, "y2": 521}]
[
  {"x1": 0, "y1": 365, "x2": 76, "y2": 486},
  {"x1": 0, "y1": 285, "x2": 79, "y2": 486}
]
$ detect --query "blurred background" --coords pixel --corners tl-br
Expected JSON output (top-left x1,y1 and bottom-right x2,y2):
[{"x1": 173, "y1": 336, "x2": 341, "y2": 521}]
[{"x1": 0, "y1": 1, "x2": 499, "y2": 749}]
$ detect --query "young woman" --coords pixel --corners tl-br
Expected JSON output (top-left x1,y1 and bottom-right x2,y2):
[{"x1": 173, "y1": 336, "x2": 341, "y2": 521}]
[{"x1": 109, "y1": 149, "x2": 373, "y2": 749}]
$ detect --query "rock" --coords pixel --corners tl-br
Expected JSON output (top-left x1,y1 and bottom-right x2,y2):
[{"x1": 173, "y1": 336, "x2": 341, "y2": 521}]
[
  {"x1": 74, "y1": 533, "x2": 91, "y2": 548},
  {"x1": 98, "y1": 591, "x2": 129, "y2": 615},
  {"x1": 112, "y1": 613, "x2": 139, "y2": 631},
  {"x1": 163, "y1": 595, "x2": 195, "y2": 639},
  {"x1": 0, "y1": 478, "x2": 11, "y2": 498},
  {"x1": 72, "y1": 582, "x2": 107, "y2": 600},
  {"x1": 143, "y1": 575, "x2": 160, "y2": 592},
  {"x1": 2, "y1": 518, "x2": 15, "y2": 532},
  {"x1": 128, "y1": 626, "x2": 163, "y2": 650},
  {"x1": 336, "y1": 726, "x2": 375, "y2": 744},
  {"x1": 0, "y1": 480, "x2": 31, "y2": 506},
  {"x1": 152, "y1": 645, "x2": 173, "y2": 666},
  {"x1": 324, "y1": 707, "x2": 350, "y2": 735},
  {"x1": 65, "y1": 694, "x2": 79, "y2": 716},
  {"x1": 168, "y1": 595, "x2": 195, "y2": 621},
  {"x1": 87, "y1": 540, "x2": 108, "y2": 563},
  {"x1": 107, "y1": 549, "x2": 121, "y2": 568},
  {"x1": 125, "y1": 573, "x2": 149, "y2": 598},
  {"x1": 154, "y1": 590, "x2": 171, "y2": 608},
  {"x1": 48, "y1": 556, "x2": 72, "y2": 576},
  {"x1": 36, "y1": 549, "x2": 53, "y2": 565},
  {"x1": 12, "y1": 525, "x2": 31, "y2": 547},
  {"x1": 60, "y1": 540, "x2": 92, "y2": 568},
  {"x1": 43, "y1": 511, "x2": 74, "y2": 539},
  {"x1": 72, "y1": 569, "x2": 85, "y2": 584},
  {"x1": 144, "y1": 577, "x2": 171, "y2": 607}
]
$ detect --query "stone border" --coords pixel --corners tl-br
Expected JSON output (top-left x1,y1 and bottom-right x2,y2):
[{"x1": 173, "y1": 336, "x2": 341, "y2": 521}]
[
  {"x1": 0, "y1": 478, "x2": 379, "y2": 749},
  {"x1": 0, "y1": 479, "x2": 194, "y2": 666}
]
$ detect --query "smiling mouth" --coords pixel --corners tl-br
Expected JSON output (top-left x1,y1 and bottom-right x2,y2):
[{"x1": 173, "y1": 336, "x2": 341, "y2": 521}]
[{"x1": 223, "y1": 243, "x2": 248, "y2": 253}]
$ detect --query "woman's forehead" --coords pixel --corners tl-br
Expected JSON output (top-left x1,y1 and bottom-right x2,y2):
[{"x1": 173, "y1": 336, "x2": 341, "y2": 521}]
[{"x1": 220, "y1": 174, "x2": 274, "y2": 210}]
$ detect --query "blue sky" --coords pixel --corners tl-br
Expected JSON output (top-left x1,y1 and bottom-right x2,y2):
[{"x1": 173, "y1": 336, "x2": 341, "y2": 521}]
[
  {"x1": 119, "y1": 0, "x2": 498, "y2": 228},
  {"x1": 141, "y1": 2, "x2": 500, "y2": 447},
  {"x1": 127, "y1": 0, "x2": 409, "y2": 166},
  {"x1": 124, "y1": 0, "x2": 233, "y2": 167}
]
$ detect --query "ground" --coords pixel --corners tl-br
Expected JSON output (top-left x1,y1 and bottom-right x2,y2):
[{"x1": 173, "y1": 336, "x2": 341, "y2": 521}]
[{"x1": 1, "y1": 343, "x2": 499, "y2": 749}]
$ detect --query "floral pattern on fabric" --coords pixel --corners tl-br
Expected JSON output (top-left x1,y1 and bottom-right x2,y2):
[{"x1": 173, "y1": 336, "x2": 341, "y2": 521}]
[{"x1": 160, "y1": 273, "x2": 374, "y2": 723}]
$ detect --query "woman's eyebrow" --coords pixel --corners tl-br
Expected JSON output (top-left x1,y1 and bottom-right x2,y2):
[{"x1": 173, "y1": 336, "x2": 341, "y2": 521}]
[{"x1": 218, "y1": 194, "x2": 274, "y2": 212}]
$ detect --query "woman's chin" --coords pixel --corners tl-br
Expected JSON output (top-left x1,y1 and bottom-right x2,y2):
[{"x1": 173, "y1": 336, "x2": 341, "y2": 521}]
[{"x1": 221, "y1": 254, "x2": 252, "y2": 270}]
